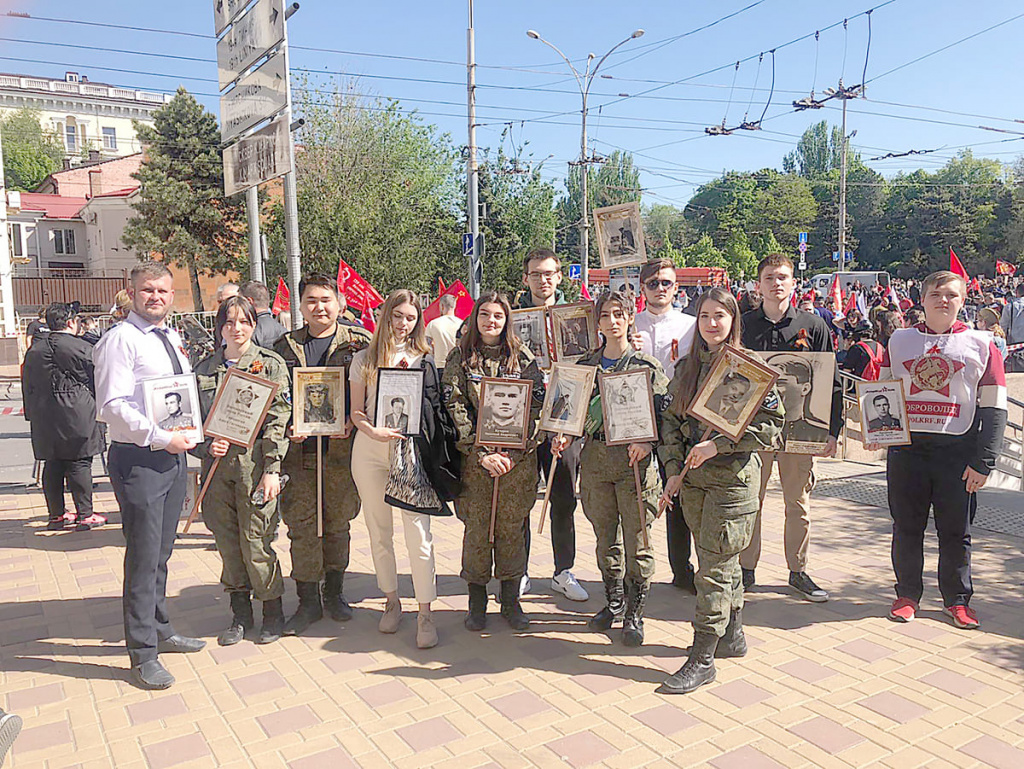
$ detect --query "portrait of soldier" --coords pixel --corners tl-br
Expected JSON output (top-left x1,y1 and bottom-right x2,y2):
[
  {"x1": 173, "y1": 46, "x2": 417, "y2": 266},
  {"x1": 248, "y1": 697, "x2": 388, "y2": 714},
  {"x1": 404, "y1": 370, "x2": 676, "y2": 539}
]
[
  {"x1": 549, "y1": 381, "x2": 576, "y2": 423},
  {"x1": 772, "y1": 354, "x2": 828, "y2": 444},
  {"x1": 158, "y1": 391, "x2": 194, "y2": 431},
  {"x1": 706, "y1": 371, "x2": 753, "y2": 426},
  {"x1": 384, "y1": 396, "x2": 410, "y2": 433},
  {"x1": 617, "y1": 224, "x2": 636, "y2": 255},
  {"x1": 868, "y1": 394, "x2": 902, "y2": 431},
  {"x1": 303, "y1": 381, "x2": 335, "y2": 425},
  {"x1": 560, "y1": 318, "x2": 590, "y2": 357},
  {"x1": 481, "y1": 382, "x2": 527, "y2": 443}
]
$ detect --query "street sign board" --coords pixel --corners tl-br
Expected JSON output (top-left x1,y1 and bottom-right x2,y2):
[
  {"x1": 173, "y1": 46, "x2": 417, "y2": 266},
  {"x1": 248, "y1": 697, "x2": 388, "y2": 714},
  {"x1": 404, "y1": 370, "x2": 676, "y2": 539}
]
[
  {"x1": 798, "y1": 258, "x2": 807, "y2": 271},
  {"x1": 223, "y1": 114, "x2": 291, "y2": 196},
  {"x1": 216, "y1": 0, "x2": 285, "y2": 90},
  {"x1": 220, "y1": 50, "x2": 287, "y2": 142},
  {"x1": 566, "y1": 264, "x2": 581, "y2": 280},
  {"x1": 798, "y1": 242, "x2": 807, "y2": 254},
  {"x1": 798, "y1": 231, "x2": 808, "y2": 244},
  {"x1": 213, "y1": 0, "x2": 255, "y2": 36},
  {"x1": 462, "y1": 233, "x2": 474, "y2": 258}
]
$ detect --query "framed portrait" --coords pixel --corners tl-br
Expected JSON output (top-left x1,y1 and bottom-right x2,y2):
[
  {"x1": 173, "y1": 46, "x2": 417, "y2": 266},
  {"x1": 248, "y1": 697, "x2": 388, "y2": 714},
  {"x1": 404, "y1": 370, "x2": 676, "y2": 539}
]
[
  {"x1": 475, "y1": 377, "x2": 533, "y2": 450},
  {"x1": 687, "y1": 345, "x2": 779, "y2": 443},
  {"x1": 511, "y1": 307, "x2": 551, "y2": 369},
  {"x1": 594, "y1": 201, "x2": 647, "y2": 270},
  {"x1": 204, "y1": 368, "x2": 280, "y2": 448},
  {"x1": 762, "y1": 351, "x2": 836, "y2": 454},
  {"x1": 375, "y1": 367, "x2": 424, "y2": 437},
  {"x1": 293, "y1": 367, "x2": 346, "y2": 437},
  {"x1": 550, "y1": 302, "x2": 598, "y2": 364},
  {"x1": 539, "y1": 363, "x2": 597, "y2": 437},
  {"x1": 599, "y1": 369, "x2": 657, "y2": 446},
  {"x1": 856, "y1": 379, "x2": 911, "y2": 447},
  {"x1": 142, "y1": 374, "x2": 204, "y2": 445}
]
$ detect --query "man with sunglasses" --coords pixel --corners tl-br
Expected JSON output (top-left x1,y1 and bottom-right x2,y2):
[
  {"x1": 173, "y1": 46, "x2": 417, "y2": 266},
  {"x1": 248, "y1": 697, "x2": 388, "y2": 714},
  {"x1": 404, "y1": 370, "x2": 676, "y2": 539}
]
[{"x1": 634, "y1": 258, "x2": 697, "y2": 592}]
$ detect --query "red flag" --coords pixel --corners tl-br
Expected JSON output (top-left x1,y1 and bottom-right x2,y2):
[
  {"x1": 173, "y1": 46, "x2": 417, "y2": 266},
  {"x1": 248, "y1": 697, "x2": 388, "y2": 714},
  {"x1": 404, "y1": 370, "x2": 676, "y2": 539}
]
[
  {"x1": 337, "y1": 259, "x2": 384, "y2": 315},
  {"x1": 422, "y1": 279, "x2": 474, "y2": 324},
  {"x1": 996, "y1": 259, "x2": 1017, "y2": 276},
  {"x1": 438, "y1": 276, "x2": 447, "y2": 295},
  {"x1": 844, "y1": 287, "x2": 858, "y2": 316},
  {"x1": 949, "y1": 247, "x2": 969, "y2": 280},
  {"x1": 791, "y1": 289, "x2": 799, "y2": 308},
  {"x1": 580, "y1": 282, "x2": 592, "y2": 301},
  {"x1": 829, "y1": 275, "x2": 843, "y2": 314},
  {"x1": 969, "y1": 277, "x2": 981, "y2": 294},
  {"x1": 360, "y1": 309, "x2": 376, "y2": 333},
  {"x1": 272, "y1": 277, "x2": 290, "y2": 315}
]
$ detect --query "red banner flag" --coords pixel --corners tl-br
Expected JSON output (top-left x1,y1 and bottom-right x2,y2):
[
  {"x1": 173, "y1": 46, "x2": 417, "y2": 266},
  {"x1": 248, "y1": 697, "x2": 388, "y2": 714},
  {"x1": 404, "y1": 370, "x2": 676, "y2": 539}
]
[
  {"x1": 996, "y1": 259, "x2": 1017, "y2": 276},
  {"x1": 830, "y1": 275, "x2": 843, "y2": 315},
  {"x1": 337, "y1": 259, "x2": 384, "y2": 314},
  {"x1": 272, "y1": 277, "x2": 290, "y2": 315},
  {"x1": 438, "y1": 276, "x2": 447, "y2": 295},
  {"x1": 949, "y1": 247, "x2": 969, "y2": 280},
  {"x1": 422, "y1": 279, "x2": 474, "y2": 325},
  {"x1": 844, "y1": 287, "x2": 858, "y2": 316},
  {"x1": 580, "y1": 282, "x2": 592, "y2": 301}
]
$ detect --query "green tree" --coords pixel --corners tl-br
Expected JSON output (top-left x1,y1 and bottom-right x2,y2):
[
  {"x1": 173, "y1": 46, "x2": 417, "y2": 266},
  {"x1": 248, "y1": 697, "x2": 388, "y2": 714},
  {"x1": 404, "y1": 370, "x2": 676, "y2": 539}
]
[
  {"x1": 782, "y1": 120, "x2": 843, "y2": 178},
  {"x1": 122, "y1": 87, "x2": 244, "y2": 311},
  {"x1": 1, "y1": 109, "x2": 64, "y2": 191}
]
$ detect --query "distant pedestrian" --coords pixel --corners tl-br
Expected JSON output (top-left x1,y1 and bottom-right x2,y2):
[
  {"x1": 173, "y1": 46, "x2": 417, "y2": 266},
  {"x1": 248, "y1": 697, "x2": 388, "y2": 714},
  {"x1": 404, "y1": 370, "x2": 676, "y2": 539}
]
[
  {"x1": 425, "y1": 293, "x2": 461, "y2": 371},
  {"x1": 240, "y1": 280, "x2": 287, "y2": 349},
  {"x1": 216, "y1": 282, "x2": 239, "y2": 309}
]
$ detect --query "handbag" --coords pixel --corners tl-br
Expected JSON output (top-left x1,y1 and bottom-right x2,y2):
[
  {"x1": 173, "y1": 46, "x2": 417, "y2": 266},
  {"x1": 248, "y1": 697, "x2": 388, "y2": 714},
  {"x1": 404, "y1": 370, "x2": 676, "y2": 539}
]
[{"x1": 384, "y1": 437, "x2": 447, "y2": 515}]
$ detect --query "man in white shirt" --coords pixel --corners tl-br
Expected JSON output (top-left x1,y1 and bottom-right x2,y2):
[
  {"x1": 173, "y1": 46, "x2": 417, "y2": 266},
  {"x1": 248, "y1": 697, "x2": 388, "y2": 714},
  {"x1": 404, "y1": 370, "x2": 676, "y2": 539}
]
[
  {"x1": 425, "y1": 294, "x2": 461, "y2": 370},
  {"x1": 95, "y1": 262, "x2": 205, "y2": 690},
  {"x1": 634, "y1": 258, "x2": 697, "y2": 592}
]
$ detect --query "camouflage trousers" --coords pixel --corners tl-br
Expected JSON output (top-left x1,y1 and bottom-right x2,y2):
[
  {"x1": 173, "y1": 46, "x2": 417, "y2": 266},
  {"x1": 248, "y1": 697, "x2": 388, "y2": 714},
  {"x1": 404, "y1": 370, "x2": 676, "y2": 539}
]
[
  {"x1": 454, "y1": 454, "x2": 538, "y2": 585},
  {"x1": 579, "y1": 440, "x2": 661, "y2": 585},
  {"x1": 680, "y1": 453, "x2": 761, "y2": 637},
  {"x1": 202, "y1": 455, "x2": 284, "y2": 601},
  {"x1": 280, "y1": 436, "x2": 360, "y2": 583}
]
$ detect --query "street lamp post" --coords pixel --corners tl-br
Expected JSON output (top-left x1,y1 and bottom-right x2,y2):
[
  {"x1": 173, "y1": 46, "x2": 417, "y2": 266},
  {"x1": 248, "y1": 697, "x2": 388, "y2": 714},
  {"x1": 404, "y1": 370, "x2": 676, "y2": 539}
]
[{"x1": 527, "y1": 28, "x2": 644, "y2": 288}]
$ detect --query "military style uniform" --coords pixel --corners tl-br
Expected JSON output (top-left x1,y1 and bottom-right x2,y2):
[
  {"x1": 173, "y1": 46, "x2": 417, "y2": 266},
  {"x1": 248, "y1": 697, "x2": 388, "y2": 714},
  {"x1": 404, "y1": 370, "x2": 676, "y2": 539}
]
[
  {"x1": 273, "y1": 322, "x2": 371, "y2": 631},
  {"x1": 576, "y1": 347, "x2": 669, "y2": 646},
  {"x1": 194, "y1": 345, "x2": 291, "y2": 605},
  {"x1": 443, "y1": 343, "x2": 545, "y2": 630}
]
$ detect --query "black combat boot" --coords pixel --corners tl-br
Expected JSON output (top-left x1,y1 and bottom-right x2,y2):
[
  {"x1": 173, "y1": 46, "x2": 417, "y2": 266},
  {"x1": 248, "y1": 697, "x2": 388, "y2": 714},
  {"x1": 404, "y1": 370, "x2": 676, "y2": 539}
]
[
  {"x1": 588, "y1": 576, "x2": 625, "y2": 631},
  {"x1": 256, "y1": 597, "x2": 285, "y2": 644},
  {"x1": 657, "y1": 631, "x2": 719, "y2": 694},
  {"x1": 621, "y1": 580, "x2": 649, "y2": 647},
  {"x1": 499, "y1": 579, "x2": 530, "y2": 630},
  {"x1": 283, "y1": 581, "x2": 322, "y2": 635},
  {"x1": 465, "y1": 583, "x2": 488, "y2": 631},
  {"x1": 217, "y1": 591, "x2": 253, "y2": 646},
  {"x1": 323, "y1": 570, "x2": 353, "y2": 622},
  {"x1": 715, "y1": 607, "x2": 748, "y2": 658}
]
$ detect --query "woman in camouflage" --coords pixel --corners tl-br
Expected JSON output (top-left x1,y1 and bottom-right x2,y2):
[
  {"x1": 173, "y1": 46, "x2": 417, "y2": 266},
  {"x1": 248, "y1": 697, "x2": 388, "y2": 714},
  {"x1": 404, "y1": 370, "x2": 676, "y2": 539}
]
[
  {"x1": 442, "y1": 292, "x2": 545, "y2": 631},
  {"x1": 656, "y1": 287, "x2": 784, "y2": 695},
  {"x1": 193, "y1": 296, "x2": 291, "y2": 646}
]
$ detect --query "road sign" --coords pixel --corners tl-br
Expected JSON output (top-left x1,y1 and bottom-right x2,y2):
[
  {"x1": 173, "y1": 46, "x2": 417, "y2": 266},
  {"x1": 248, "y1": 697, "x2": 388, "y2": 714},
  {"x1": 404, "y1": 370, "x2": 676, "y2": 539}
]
[
  {"x1": 223, "y1": 114, "x2": 291, "y2": 196},
  {"x1": 798, "y1": 258, "x2": 807, "y2": 271},
  {"x1": 462, "y1": 233, "x2": 474, "y2": 258},
  {"x1": 798, "y1": 231, "x2": 808, "y2": 244},
  {"x1": 213, "y1": 0, "x2": 255, "y2": 35},
  {"x1": 566, "y1": 264, "x2": 582, "y2": 280},
  {"x1": 798, "y1": 242, "x2": 807, "y2": 254},
  {"x1": 220, "y1": 50, "x2": 287, "y2": 142},
  {"x1": 216, "y1": 0, "x2": 285, "y2": 90}
]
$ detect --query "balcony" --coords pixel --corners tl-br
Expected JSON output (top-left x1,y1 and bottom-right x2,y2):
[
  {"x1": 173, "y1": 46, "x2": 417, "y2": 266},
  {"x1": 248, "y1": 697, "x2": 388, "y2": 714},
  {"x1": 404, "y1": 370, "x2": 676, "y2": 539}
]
[{"x1": 0, "y1": 75, "x2": 171, "y2": 106}]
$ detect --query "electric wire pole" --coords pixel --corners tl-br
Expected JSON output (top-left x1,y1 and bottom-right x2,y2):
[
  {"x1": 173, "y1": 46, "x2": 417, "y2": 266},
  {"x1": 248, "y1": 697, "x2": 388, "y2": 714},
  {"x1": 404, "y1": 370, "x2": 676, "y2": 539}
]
[{"x1": 466, "y1": 0, "x2": 480, "y2": 299}]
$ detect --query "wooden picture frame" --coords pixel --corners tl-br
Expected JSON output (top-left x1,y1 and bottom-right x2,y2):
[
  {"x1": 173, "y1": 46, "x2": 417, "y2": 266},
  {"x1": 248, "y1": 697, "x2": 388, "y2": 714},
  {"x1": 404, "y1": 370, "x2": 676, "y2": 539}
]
[
  {"x1": 142, "y1": 373, "x2": 204, "y2": 445},
  {"x1": 686, "y1": 344, "x2": 779, "y2": 444},
  {"x1": 511, "y1": 306, "x2": 551, "y2": 370},
  {"x1": 375, "y1": 367, "x2": 424, "y2": 437},
  {"x1": 475, "y1": 377, "x2": 533, "y2": 450},
  {"x1": 594, "y1": 201, "x2": 647, "y2": 270},
  {"x1": 857, "y1": 379, "x2": 911, "y2": 447},
  {"x1": 539, "y1": 363, "x2": 597, "y2": 437},
  {"x1": 762, "y1": 351, "x2": 836, "y2": 454},
  {"x1": 293, "y1": 367, "x2": 346, "y2": 437},
  {"x1": 599, "y1": 369, "x2": 657, "y2": 446},
  {"x1": 203, "y1": 368, "x2": 280, "y2": 449},
  {"x1": 550, "y1": 302, "x2": 598, "y2": 364}
]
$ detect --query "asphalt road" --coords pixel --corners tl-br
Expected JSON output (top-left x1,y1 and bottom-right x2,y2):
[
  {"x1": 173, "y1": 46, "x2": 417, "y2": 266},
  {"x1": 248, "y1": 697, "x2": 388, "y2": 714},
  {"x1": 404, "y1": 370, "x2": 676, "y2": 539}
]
[{"x1": 0, "y1": 381, "x2": 35, "y2": 486}]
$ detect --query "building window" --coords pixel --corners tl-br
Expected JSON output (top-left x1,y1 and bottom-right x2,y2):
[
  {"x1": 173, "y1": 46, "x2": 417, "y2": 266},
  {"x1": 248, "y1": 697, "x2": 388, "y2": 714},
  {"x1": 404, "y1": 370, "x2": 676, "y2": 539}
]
[
  {"x1": 53, "y1": 229, "x2": 76, "y2": 256},
  {"x1": 65, "y1": 123, "x2": 77, "y2": 152},
  {"x1": 102, "y1": 127, "x2": 117, "y2": 150},
  {"x1": 9, "y1": 224, "x2": 22, "y2": 257}
]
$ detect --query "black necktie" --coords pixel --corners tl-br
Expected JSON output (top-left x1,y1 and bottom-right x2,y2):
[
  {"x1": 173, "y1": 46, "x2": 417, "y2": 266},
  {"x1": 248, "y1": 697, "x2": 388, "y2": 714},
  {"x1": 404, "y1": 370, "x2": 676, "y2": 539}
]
[{"x1": 156, "y1": 328, "x2": 184, "y2": 375}]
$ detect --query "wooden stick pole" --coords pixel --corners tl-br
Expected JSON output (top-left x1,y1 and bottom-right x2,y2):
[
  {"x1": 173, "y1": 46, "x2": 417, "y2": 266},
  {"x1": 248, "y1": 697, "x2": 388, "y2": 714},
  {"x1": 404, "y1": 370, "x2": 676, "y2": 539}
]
[
  {"x1": 489, "y1": 476, "x2": 500, "y2": 544},
  {"x1": 657, "y1": 426, "x2": 713, "y2": 519},
  {"x1": 537, "y1": 434, "x2": 562, "y2": 534},
  {"x1": 183, "y1": 457, "x2": 220, "y2": 534},
  {"x1": 316, "y1": 436, "x2": 323, "y2": 539},
  {"x1": 633, "y1": 461, "x2": 650, "y2": 550}
]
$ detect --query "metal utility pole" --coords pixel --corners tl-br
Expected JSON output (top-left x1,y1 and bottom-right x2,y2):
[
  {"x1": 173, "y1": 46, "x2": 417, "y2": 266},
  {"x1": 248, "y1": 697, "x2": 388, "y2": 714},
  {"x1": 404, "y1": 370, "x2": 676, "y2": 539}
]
[
  {"x1": 466, "y1": 0, "x2": 481, "y2": 299},
  {"x1": 838, "y1": 83, "x2": 849, "y2": 275},
  {"x1": 280, "y1": 8, "x2": 302, "y2": 328},
  {"x1": 246, "y1": 186, "x2": 264, "y2": 283},
  {"x1": 527, "y1": 28, "x2": 644, "y2": 289},
  {"x1": 0, "y1": 127, "x2": 15, "y2": 338}
]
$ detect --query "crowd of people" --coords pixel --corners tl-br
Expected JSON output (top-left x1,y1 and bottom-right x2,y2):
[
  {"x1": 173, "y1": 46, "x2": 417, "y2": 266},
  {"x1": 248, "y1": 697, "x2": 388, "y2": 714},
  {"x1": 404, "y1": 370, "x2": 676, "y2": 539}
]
[{"x1": 13, "y1": 250, "x2": 1006, "y2": 712}]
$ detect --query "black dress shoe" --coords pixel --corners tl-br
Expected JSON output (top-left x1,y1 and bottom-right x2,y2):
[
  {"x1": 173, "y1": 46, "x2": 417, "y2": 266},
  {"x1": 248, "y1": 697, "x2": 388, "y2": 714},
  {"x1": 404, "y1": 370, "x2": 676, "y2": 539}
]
[
  {"x1": 671, "y1": 573, "x2": 697, "y2": 595},
  {"x1": 130, "y1": 660, "x2": 175, "y2": 690},
  {"x1": 157, "y1": 635, "x2": 207, "y2": 654}
]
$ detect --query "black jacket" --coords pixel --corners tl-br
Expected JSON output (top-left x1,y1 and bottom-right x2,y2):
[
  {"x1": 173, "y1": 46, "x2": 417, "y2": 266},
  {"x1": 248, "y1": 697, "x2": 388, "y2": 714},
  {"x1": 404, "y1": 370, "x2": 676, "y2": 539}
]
[
  {"x1": 253, "y1": 310, "x2": 287, "y2": 350},
  {"x1": 414, "y1": 356, "x2": 461, "y2": 507},
  {"x1": 22, "y1": 332, "x2": 105, "y2": 460}
]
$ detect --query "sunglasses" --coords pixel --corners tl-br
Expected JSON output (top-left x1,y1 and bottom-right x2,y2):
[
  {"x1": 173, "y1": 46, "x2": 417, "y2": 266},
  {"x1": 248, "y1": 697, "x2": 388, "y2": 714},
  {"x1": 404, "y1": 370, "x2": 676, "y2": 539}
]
[{"x1": 645, "y1": 279, "x2": 675, "y2": 290}]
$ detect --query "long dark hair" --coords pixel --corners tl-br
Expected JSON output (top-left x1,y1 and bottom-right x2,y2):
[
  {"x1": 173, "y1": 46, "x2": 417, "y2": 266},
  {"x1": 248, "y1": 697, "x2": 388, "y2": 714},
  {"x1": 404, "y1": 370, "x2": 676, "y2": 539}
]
[
  {"x1": 458, "y1": 291, "x2": 522, "y2": 374},
  {"x1": 669, "y1": 286, "x2": 743, "y2": 416},
  {"x1": 215, "y1": 295, "x2": 257, "y2": 347}
]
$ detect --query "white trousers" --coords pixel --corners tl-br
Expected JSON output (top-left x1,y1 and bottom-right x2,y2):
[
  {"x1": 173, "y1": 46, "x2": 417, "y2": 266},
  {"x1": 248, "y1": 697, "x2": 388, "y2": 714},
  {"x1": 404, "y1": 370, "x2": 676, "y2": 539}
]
[{"x1": 351, "y1": 431, "x2": 437, "y2": 603}]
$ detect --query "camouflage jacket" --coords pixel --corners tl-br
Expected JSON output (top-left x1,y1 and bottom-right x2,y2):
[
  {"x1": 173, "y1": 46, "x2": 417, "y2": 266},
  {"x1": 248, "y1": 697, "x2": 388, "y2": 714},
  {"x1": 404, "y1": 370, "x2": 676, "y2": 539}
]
[{"x1": 574, "y1": 346, "x2": 671, "y2": 445}]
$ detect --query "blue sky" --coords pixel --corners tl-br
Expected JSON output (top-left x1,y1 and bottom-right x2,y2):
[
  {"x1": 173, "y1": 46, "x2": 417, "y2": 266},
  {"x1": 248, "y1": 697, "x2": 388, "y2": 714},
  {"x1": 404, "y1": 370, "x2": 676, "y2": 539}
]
[{"x1": 3, "y1": 0, "x2": 1023, "y2": 210}]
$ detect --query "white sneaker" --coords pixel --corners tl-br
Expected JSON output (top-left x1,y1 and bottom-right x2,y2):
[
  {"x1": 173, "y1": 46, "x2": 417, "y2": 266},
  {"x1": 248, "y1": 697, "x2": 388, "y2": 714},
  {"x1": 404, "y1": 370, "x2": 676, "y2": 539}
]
[{"x1": 551, "y1": 570, "x2": 589, "y2": 602}]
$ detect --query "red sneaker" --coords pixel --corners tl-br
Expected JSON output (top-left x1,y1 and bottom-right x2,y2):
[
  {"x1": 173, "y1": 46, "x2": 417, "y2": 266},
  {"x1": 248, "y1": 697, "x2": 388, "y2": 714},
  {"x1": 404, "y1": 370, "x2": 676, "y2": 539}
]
[
  {"x1": 75, "y1": 514, "x2": 107, "y2": 531},
  {"x1": 888, "y1": 597, "x2": 918, "y2": 623},
  {"x1": 944, "y1": 605, "x2": 980, "y2": 630},
  {"x1": 62, "y1": 510, "x2": 77, "y2": 526}
]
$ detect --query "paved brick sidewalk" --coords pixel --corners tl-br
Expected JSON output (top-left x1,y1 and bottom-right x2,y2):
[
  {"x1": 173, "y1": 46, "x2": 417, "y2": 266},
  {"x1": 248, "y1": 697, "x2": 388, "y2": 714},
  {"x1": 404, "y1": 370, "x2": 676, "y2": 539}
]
[{"x1": 1, "y1": 459, "x2": 1022, "y2": 769}]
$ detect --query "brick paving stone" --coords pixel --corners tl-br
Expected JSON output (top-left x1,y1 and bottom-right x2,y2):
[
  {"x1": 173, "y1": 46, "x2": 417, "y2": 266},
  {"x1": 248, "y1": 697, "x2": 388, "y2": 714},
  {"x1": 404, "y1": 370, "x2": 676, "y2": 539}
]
[
  {"x1": 709, "y1": 745, "x2": 787, "y2": 769},
  {"x1": 229, "y1": 670, "x2": 289, "y2": 699},
  {"x1": 323, "y1": 652, "x2": 377, "y2": 674},
  {"x1": 891, "y1": 621, "x2": 953, "y2": 643},
  {"x1": 288, "y1": 747, "x2": 360, "y2": 769},
  {"x1": 395, "y1": 716, "x2": 462, "y2": 752},
  {"x1": 710, "y1": 680, "x2": 773, "y2": 709},
  {"x1": 11, "y1": 719, "x2": 73, "y2": 755},
  {"x1": 546, "y1": 731, "x2": 619, "y2": 768},
  {"x1": 959, "y1": 735, "x2": 1024, "y2": 769},
  {"x1": 572, "y1": 673, "x2": 628, "y2": 695},
  {"x1": 141, "y1": 732, "x2": 212, "y2": 769},
  {"x1": 257, "y1": 704, "x2": 321, "y2": 737},
  {"x1": 209, "y1": 643, "x2": 262, "y2": 665},
  {"x1": 837, "y1": 639, "x2": 896, "y2": 663},
  {"x1": 777, "y1": 659, "x2": 838, "y2": 684},
  {"x1": 632, "y1": 704, "x2": 700, "y2": 736},
  {"x1": 488, "y1": 690, "x2": 552, "y2": 721},
  {"x1": 858, "y1": 691, "x2": 932, "y2": 723},
  {"x1": 919, "y1": 669, "x2": 987, "y2": 698},
  {"x1": 6, "y1": 682, "x2": 65, "y2": 710},
  {"x1": 126, "y1": 694, "x2": 188, "y2": 725},
  {"x1": 789, "y1": 716, "x2": 865, "y2": 754},
  {"x1": 355, "y1": 680, "x2": 417, "y2": 709}
]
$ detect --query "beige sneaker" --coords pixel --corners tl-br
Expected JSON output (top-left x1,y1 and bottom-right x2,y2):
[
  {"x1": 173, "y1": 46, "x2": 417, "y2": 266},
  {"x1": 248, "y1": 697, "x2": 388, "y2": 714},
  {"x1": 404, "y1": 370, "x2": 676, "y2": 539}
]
[
  {"x1": 417, "y1": 610, "x2": 438, "y2": 649},
  {"x1": 379, "y1": 597, "x2": 402, "y2": 634}
]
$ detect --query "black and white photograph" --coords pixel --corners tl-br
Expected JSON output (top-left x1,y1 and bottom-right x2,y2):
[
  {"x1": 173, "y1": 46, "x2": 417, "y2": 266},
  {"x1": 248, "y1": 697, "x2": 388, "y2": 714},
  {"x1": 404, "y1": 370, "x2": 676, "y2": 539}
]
[
  {"x1": 511, "y1": 307, "x2": 551, "y2": 369},
  {"x1": 204, "y1": 368, "x2": 281, "y2": 448},
  {"x1": 475, "y1": 378, "x2": 533, "y2": 450},
  {"x1": 293, "y1": 367, "x2": 346, "y2": 436},
  {"x1": 375, "y1": 367, "x2": 424, "y2": 437},
  {"x1": 857, "y1": 379, "x2": 911, "y2": 447},
  {"x1": 539, "y1": 363, "x2": 597, "y2": 437},
  {"x1": 594, "y1": 201, "x2": 647, "y2": 269},
  {"x1": 142, "y1": 373, "x2": 204, "y2": 445},
  {"x1": 550, "y1": 302, "x2": 598, "y2": 364},
  {"x1": 762, "y1": 351, "x2": 836, "y2": 454},
  {"x1": 687, "y1": 345, "x2": 779, "y2": 443},
  {"x1": 608, "y1": 266, "x2": 642, "y2": 297},
  {"x1": 599, "y1": 369, "x2": 658, "y2": 446}
]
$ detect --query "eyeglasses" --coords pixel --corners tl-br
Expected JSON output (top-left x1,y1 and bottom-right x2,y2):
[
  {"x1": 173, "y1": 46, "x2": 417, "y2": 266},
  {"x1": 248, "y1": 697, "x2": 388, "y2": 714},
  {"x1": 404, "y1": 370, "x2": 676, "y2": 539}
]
[
  {"x1": 527, "y1": 270, "x2": 560, "y2": 281},
  {"x1": 645, "y1": 279, "x2": 675, "y2": 290}
]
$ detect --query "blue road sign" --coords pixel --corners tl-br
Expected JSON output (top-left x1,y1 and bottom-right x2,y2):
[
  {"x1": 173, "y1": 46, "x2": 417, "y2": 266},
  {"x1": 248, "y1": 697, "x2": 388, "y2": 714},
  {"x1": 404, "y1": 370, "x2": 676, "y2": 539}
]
[
  {"x1": 798, "y1": 231, "x2": 808, "y2": 244},
  {"x1": 462, "y1": 233, "x2": 474, "y2": 258},
  {"x1": 566, "y1": 264, "x2": 582, "y2": 280},
  {"x1": 798, "y1": 242, "x2": 807, "y2": 254}
]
